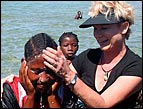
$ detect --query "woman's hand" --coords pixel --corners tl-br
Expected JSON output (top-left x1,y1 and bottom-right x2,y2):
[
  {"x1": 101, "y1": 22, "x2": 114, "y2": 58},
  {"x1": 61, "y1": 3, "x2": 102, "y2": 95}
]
[
  {"x1": 42, "y1": 46, "x2": 76, "y2": 85},
  {"x1": 47, "y1": 82, "x2": 61, "y2": 108},
  {"x1": 19, "y1": 59, "x2": 36, "y2": 96},
  {"x1": 52, "y1": 82, "x2": 60, "y2": 94},
  {"x1": 42, "y1": 46, "x2": 66, "y2": 73}
]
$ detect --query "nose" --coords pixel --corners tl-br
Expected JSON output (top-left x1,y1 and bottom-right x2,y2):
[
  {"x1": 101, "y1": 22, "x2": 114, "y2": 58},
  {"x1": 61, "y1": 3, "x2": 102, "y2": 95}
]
[
  {"x1": 67, "y1": 45, "x2": 72, "y2": 50},
  {"x1": 39, "y1": 72, "x2": 48, "y2": 83}
]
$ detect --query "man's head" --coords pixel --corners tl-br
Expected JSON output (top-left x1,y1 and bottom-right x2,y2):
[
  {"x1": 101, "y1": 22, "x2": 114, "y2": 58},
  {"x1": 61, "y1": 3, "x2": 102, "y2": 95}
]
[{"x1": 58, "y1": 32, "x2": 79, "y2": 61}]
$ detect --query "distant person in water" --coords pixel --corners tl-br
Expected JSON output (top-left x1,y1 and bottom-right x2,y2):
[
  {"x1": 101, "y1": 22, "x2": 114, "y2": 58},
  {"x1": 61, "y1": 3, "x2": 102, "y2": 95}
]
[{"x1": 74, "y1": 11, "x2": 83, "y2": 20}]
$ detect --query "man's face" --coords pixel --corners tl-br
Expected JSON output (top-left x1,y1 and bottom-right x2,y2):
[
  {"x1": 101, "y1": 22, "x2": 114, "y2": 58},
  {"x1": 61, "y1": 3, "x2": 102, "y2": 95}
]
[{"x1": 60, "y1": 37, "x2": 78, "y2": 59}]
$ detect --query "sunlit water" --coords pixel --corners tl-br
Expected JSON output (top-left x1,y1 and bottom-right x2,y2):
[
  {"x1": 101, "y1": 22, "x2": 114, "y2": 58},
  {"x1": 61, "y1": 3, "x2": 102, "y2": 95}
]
[{"x1": 1, "y1": 1, "x2": 142, "y2": 78}]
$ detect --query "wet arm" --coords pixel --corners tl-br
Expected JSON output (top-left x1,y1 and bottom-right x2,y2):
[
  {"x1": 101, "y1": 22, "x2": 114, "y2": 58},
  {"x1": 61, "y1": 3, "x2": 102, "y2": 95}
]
[{"x1": 71, "y1": 74, "x2": 142, "y2": 108}]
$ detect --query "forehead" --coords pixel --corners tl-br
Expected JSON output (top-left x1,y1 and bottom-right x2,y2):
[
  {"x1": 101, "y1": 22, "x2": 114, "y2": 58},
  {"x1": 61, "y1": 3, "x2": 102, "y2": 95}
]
[
  {"x1": 93, "y1": 23, "x2": 119, "y2": 27},
  {"x1": 62, "y1": 37, "x2": 77, "y2": 42},
  {"x1": 27, "y1": 55, "x2": 44, "y2": 66}
]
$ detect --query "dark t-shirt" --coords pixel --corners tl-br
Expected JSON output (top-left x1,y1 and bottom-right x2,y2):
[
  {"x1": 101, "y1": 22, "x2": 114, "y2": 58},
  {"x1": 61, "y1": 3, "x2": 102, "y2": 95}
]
[{"x1": 72, "y1": 46, "x2": 142, "y2": 108}]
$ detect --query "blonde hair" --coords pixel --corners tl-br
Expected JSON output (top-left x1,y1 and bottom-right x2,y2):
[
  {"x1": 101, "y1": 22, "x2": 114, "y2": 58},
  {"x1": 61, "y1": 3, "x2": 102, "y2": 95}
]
[{"x1": 88, "y1": 1, "x2": 134, "y2": 39}]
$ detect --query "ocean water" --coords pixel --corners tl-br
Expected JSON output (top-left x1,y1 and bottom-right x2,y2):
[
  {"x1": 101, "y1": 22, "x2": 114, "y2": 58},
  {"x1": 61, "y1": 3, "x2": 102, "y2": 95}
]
[{"x1": 1, "y1": 1, "x2": 142, "y2": 78}]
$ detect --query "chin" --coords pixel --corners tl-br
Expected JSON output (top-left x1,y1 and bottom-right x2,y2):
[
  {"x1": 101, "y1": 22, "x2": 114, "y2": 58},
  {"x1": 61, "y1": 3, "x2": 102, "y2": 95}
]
[
  {"x1": 100, "y1": 44, "x2": 111, "y2": 51},
  {"x1": 36, "y1": 87, "x2": 45, "y2": 92},
  {"x1": 36, "y1": 85, "x2": 49, "y2": 92}
]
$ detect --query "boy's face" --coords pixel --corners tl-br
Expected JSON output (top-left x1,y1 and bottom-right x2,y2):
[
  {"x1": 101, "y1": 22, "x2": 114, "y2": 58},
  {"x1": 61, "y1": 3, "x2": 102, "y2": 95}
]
[
  {"x1": 60, "y1": 37, "x2": 78, "y2": 59},
  {"x1": 26, "y1": 55, "x2": 56, "y2": 92}
]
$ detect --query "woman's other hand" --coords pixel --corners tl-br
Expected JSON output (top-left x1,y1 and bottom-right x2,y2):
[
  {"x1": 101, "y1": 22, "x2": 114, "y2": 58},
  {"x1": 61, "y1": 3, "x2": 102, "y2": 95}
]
[{"x1": 19, "y1": 59, "x2": 35, "y2": 96}]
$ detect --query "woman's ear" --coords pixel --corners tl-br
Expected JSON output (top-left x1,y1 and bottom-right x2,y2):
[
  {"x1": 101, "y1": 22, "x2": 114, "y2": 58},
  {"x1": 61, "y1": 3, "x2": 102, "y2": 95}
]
[
  {"x1": 21, "y1": 58, "x2": 26, "y2": 63},
  {"x1": 21, "y1": 58, "x2": 24, "y2": 63},
  {"x1": 19, "y1": 58, "x2": 27, "y2": 76},
  {"x1": 77, "y1": 45, "x2": 79, "y2": 51},
  {"x1": 121, "y1": 21, "x2": 129, "y2": 34},
  {"x1": 20, "y1": 58, "x2": 27, "y2": 67}
]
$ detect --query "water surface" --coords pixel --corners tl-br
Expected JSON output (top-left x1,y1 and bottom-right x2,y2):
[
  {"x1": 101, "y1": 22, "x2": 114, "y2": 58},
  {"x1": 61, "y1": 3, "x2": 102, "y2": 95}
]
[{"x1": 1, "y1": 1, "x2": 142, "y2": 78}]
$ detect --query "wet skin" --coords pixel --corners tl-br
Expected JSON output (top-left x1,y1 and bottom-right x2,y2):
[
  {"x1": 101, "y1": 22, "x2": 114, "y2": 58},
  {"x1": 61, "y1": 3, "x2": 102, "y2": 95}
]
[{"x1": 26, "y1": 55, "x2": 57, "y2": 92}]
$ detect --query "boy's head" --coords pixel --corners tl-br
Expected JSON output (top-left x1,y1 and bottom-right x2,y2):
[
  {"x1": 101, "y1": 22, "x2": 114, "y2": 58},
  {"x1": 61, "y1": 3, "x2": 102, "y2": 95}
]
[{"x1": 58, "y1": 32, "x2": 79, "y2": 60}]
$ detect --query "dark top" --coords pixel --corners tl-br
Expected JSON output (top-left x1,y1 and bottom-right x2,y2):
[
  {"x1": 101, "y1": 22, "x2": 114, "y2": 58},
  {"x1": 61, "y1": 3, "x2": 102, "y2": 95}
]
[
  {"x1": 72, "y1": 46, "x2": 142, "y2": 108},
  {"x1": 61, "y1": 55, "x2": 86, "y2": 108}
]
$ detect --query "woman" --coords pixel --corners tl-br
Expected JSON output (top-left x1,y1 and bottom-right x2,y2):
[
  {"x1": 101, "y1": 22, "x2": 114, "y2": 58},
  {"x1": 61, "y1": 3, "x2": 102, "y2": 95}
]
[
  {"x1": 1, "y1": 33, "x2": 61, "y2": 108},
  {"x1": 42, "y1": 1, "x2": 142, "y2": 108}
]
